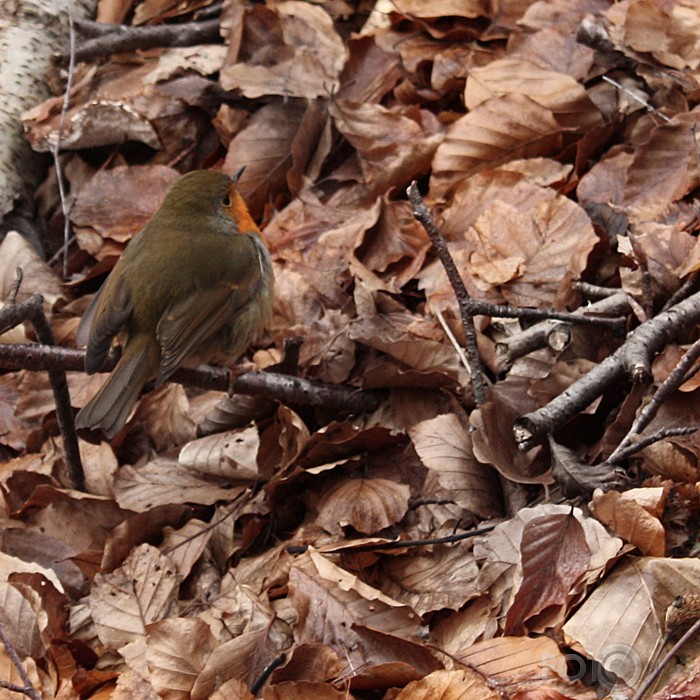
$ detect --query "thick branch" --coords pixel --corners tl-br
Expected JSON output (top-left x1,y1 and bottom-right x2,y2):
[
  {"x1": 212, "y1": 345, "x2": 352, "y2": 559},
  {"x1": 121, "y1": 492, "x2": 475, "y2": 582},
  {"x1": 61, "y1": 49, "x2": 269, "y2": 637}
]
[
  {"x1": 0, "y1": 341, "x2": 382, "y2": 415},
  {"x1": 514, "y1": 289, "x2": 700, "y2": 449},
  {"x1": 57, "y1": 17, "x2": 220, "y2": 64}
]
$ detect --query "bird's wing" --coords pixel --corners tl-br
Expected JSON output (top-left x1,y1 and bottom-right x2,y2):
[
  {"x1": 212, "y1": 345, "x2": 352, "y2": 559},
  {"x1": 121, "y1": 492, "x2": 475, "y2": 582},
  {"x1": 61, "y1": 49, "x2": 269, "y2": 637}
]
[
  {"x1": 155, "y1": 282, "x2": 252, "y2": 384},
  {"x1": 78, "y1": 276, "x2": 133, "y2": 374}
]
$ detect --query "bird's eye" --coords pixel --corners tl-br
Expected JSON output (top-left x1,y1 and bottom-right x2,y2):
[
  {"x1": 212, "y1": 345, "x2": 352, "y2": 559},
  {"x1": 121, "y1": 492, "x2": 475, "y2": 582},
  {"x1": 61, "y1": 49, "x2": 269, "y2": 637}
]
[{"x1": 222, "y1": 194, "x2": 233, "y2": 208}]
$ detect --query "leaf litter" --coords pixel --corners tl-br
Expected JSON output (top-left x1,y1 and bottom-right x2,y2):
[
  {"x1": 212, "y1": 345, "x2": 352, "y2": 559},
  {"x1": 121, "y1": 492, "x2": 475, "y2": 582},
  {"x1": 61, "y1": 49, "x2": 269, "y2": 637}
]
[{"x1": 1, "y1": 0, "x2": 700, "y2": 698}]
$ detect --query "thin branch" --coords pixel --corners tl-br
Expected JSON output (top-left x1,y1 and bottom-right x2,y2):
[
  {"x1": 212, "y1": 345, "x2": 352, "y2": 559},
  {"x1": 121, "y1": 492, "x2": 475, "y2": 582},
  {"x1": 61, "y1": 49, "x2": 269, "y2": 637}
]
[
  {"x1": 607, "y1": 335, "x2": 700, "y2": 463},
  {"x1": 631, "y1": 615, "x2": 700, "y2": 700},
  {"x1": 606, "y1": 426, "x2": 698, "y2": 465},
  {"x1": 0, "y1": 622, "x2": 42, "y2": 700},
  {"x1": 290, "y1": 524, "x2": 498, "y2": 555},
  {"x1": 51, "y1": 7, "x2": 77, "y2": 280},
  {"x1": 407, "y1": 181, "x2": 487, "y2": 404},
  {"x1": 0, "y1": 287, "x2": 84, "y2": 490},
  {"x1": 58, "y1": 17, "x2": 220, "y2": 64},
  {"x1": 0, "y1": 341, "x2": 382, "y2": 416}
]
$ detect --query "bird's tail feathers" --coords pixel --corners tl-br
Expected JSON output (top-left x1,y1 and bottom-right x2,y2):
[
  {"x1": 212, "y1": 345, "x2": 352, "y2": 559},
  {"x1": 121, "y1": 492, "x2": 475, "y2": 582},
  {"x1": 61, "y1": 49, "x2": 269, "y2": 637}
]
[{"x1": 75, "y1": 340, "x2": 157, "y2": 438}]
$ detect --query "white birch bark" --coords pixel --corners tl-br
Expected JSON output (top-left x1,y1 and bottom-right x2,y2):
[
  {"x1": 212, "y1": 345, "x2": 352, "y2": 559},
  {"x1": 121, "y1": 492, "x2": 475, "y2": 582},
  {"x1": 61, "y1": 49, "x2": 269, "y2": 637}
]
[{"x1": 0, "y1": 0, "x2": 96, "y2": 218}]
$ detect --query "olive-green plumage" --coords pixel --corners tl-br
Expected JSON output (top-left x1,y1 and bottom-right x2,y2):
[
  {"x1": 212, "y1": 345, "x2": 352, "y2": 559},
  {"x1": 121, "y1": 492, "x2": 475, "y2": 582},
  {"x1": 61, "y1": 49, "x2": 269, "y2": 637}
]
[{"x1": 75, "y1": 170, "x2": 274, "y2": 438}]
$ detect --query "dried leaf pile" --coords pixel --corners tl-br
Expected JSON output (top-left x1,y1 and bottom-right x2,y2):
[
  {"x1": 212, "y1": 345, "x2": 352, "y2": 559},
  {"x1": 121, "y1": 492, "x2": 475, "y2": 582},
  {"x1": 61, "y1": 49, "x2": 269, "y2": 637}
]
[{"x1": 2, "y1": 0, "x2": 700, "y2": 698}]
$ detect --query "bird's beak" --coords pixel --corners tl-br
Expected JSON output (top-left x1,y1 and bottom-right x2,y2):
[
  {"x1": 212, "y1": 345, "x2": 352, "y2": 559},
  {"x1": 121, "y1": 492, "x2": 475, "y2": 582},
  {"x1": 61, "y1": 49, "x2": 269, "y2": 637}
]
[{"x1": 231, "y1": 166, "x2": 245, "y2": 184}]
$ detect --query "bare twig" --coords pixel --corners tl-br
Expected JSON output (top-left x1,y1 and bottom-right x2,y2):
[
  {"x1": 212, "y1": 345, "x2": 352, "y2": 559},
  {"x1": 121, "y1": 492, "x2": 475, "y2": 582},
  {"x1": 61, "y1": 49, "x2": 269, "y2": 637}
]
[
  {"x1": 607, "y1": 336, "x2": 700, "y2": 463},
  {"x1": 601, "y1": 75, "x2": 671, "y2": 123},
  {"x1": 51, "y1": 7, "x2": 77, "y2": 280},
  {"x1": 407, "y1": 182, "x2": 487, "y2": 405},
  {"x1": 0, "y1": 341, "x2": 382, "y2": 416},
  {"x1": 288, "y1": 524, "x2": 497, "y2": 554},
  {"x1": 514, "y1": 290, "x2": 700, "y2": 449},
  {"x1": 496, "y1": 292, "x2": 631, "y2": 370},
  {"x1": 58, "y1": 17, "x2": 220, "y2": 64},
  {"x1": 631, "y1": 615, "x2": 700, "y2": 700},
  {"x1": 0, "y1": 288, "x2": 84, "y2": 489},
  {"x1": 606, "y1": 426, "x2": 698, "y2": 465},
  {"x1": 0, "y1": 621, "x2": 42, "y2": 700}
]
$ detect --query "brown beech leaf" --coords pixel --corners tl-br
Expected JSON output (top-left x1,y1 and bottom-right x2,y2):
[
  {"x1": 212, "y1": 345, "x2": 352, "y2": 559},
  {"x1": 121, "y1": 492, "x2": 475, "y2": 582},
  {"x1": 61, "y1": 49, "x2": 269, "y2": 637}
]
[
  {"x1": 435, "y1": 169, "x2": 557, "y2": 240},
  {"x1": 467, "y1": 196, "x2": 598, "y2": 308},
  {"x1": 287, "y1": 549, "x2": 424, "y2": 681},
  {"x1": 337, "y1": 35, "x2": 401, "y2": 104},
  {"x1": 354, "y1": 198, "x2": 431, "y2": 291},
  {"x1": 511, "y1": 27, "x2": 595, "y2": 81},
  {"x1": 113, "y1": 457, "x2": 248, "y2": 511},
  {"x1": 453, "y1": 635, "x2": 568, "y2": 680},
  {"x1": 192, "y1": 628, "x2": 280, "y2": 699},
  {"x1": 329, "y1": 100, "x2": 443, "y2": 195},
  {"x1": 70, "y1": 165, "x2": 180, "y2": 254},
  {"x1": 220, "y1": 2, "x2": 346, "y2": 99},
  {"x1": 89, "y1": 544, "x2": 179, "y2": 651},
  {"x1": 388, "y1": 0, "x2": 489, "y2": 18},
  {"x1": 549, "y1": 436, "x2": 626, "y2": 498},
  {"x1": 504, "y1": 512, "x2": 591, "y2": 635},
  {"x1": 395, "y1": 668, "x2": 498, "y2": 700},
  {"x1": 465, "y1": 58, "x2": 602, "y2": 130},
  {"x1": 409, "y1": 413, "x2": 502, "y2": 519},
  {"x1": 349, "y1": 626, "x2": 443, "y2": 689},
  {"x1": 563, "y1": 558, "x2": 700, "y2": 686},
  {"x1": 475, "y1": 505, "x2": 623, "y2": 633},
  {"x1": 590, "y1": 488, "x2": 666, "y2": 557},
  {"x1": 178, "y1": 424, "x2": 263, "y2": 481},
  {"x1": 622, "y1": 117, "x2": 700, "y2": 217},
  {"x1": 380, "y1": 544, "x2": 481, "y2": 615},
  {"x1": 223, "y1": 100, "x2": 308, "y2": 218},
  {"x1": 315, "y1": 477, "x2": 410, "y2": 535},
  {"x1": 133, "y1": 384, "x2": 197, "y2": 451},
  {"x1": 431, "y1": 94, "x2": 565, "y2": 196},
  {"x1": 159, "y1": 519, "x2": 213, "y2": 580},
  {"x1": 145, "y1": 618, "x2": 215, "y2": 697},
  {"x1": 619, "y1": 0, "x2": 700, "y2": 70},
  {"x1": 0, "y1": 582, "x2": 46, "y2": 659},
  {"x1": 349, "y1": 284, "x2": 465, "y2": 380}
]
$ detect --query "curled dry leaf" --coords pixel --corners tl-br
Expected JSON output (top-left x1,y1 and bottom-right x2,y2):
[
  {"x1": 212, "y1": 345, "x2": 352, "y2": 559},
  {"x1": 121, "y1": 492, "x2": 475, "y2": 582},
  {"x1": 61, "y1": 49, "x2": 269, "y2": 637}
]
[
  {"x1": 548, "y1": 436, "x2": 626, "y2": 497},
  {"x1": 220, "y1": 1, "x2": 346, "y2": 99},
  {"x1": 315, "y1": 477, "x2": 410, "y2": 535},
  {"x1": 0, "y1": 581, "x2": 45, "y2": 659},
  {"x1": 409, "y1": 413, "x2": 502, "y2": 519},
  {"x1": 224, "y1": 100, "x2": 324, "y2": 219},
  {"x1": 179, "y1": 424, "x2": 261, "y2": 481},
  {"x1": 0, "y1": 231, "x2": 65, "y2": 322},
  {"x1": 467, "y1": 196, "x2": 599, "y2": 309},
  {"x1": 590, "y1": 487, "x2": 666, "y2": 556},
  {"x1": 329, "y1": 100, "x2": 443, "y2": 195},
  {"x1": 145, "y1": 617, "x2": 215, "y2": 698},
  {"x1": 395, "y1": 668, "x2": 498, "y2": 700}
]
